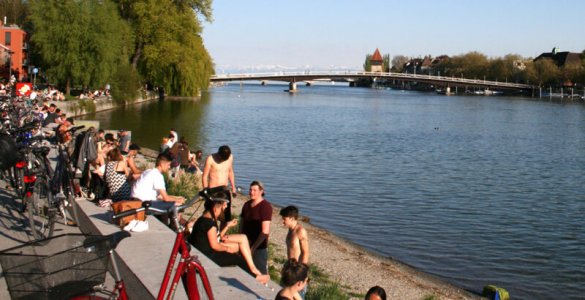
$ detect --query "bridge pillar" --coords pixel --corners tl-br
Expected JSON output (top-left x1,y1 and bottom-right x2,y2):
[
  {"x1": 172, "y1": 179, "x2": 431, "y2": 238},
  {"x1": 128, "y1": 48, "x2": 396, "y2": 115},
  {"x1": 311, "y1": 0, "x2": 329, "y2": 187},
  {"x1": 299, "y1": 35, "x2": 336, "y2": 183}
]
[{"x1": 289, "y1": 82, "x2": 297, "y2": 91}]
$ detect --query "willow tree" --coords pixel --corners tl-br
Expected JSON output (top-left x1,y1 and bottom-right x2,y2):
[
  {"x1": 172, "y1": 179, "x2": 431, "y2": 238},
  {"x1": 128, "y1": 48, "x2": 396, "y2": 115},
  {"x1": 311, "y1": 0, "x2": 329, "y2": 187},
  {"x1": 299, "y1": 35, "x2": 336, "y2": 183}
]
[
  {"x1": 116, "y1": 0, "x2": 214, "y2": 96},
  {"x1": 28, "y1": 0, "x2": 130, "y2": 95}
]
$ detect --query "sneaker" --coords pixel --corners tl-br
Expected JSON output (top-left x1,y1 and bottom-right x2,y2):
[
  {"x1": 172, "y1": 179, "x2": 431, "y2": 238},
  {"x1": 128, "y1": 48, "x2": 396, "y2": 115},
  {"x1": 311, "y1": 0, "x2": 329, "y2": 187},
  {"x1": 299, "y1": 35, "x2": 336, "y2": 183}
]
[
  {"x1": 123, "y1": 219, "x2": 139, "y2": 231},
  {"x1": 131, "y1": 221, "x2": 149, "y2": 232}
]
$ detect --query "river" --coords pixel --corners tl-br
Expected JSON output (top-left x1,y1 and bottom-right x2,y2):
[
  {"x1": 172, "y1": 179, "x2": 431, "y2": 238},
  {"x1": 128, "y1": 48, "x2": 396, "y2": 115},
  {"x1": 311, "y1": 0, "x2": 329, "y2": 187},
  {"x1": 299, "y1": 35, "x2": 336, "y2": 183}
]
[{"x1": 82, "y1": 83, "x2": 585, "y2": 300}]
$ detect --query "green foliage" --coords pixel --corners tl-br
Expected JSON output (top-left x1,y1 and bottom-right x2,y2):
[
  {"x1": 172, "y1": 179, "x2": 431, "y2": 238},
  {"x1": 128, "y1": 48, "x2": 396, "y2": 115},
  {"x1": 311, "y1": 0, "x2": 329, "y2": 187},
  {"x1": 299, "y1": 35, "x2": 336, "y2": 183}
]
[
  {"x1": 111, "y1": 63, "x2": 142, "y2": 105},
  {"x1": 120, "y1": 0, "x2": 214, "y2": 96},
  {"x1": 423, "y1": 295, "x2": 438, "y2": 300},
  {"x1": 70, "y1": 99, "x2": 96, "y2": 115},
  {"x1": 0, "y1": 0, "x2": 28, "y2": 26},
  {"x1": 383, "y1": 54, "x2": 391, "y2": 72},
  {"x1": 363, "y1": 54, "x2": 372, "y2": 71},
  {"x1": 305, "y1": 282, "x2": 349, "y2": 300},
  {"x1": 28, "y1": 0, "x2": 131, "y2": 94},
  {"x1": 165, "y1": 171, "x2": 202, "y2": 200},
  {"x1": 532, "y1": 58, "x2": 561, "y2": 86}
]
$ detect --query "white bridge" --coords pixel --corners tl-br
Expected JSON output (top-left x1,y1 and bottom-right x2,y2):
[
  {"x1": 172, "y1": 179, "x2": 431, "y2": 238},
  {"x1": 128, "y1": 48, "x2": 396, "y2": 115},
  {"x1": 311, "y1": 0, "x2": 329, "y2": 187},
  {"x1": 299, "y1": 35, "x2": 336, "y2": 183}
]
[{"x1": 210, "y1": 71, "x2": 535, "y2": 91}]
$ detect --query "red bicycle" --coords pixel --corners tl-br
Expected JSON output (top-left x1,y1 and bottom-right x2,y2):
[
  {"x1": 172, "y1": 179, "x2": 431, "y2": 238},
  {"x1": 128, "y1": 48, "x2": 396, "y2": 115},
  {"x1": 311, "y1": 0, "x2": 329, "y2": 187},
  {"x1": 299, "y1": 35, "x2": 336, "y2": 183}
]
[{"x1": 112, "y1": 197, "x2": 214, "y2": 300}]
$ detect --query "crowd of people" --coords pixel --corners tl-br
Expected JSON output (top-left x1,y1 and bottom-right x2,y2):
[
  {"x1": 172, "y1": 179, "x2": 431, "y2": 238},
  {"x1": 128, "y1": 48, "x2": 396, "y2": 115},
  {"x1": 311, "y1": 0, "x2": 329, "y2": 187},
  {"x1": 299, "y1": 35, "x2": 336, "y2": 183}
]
[{"x1": 44, "y1": 119, "x2": 383, "y2": 299}]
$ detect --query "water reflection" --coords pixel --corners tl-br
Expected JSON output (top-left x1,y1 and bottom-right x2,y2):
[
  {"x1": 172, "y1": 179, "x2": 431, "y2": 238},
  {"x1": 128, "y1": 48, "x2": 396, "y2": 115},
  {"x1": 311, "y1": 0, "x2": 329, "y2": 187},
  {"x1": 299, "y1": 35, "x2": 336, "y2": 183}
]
[{"x1": 81, "y1": 93, "x2": 212, "y2": 149}]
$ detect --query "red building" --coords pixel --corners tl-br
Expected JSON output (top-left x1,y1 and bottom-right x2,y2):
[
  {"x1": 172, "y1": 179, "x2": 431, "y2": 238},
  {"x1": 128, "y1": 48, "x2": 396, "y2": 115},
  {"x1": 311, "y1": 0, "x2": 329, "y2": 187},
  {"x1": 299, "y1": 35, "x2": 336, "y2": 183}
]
[{"x1": 0, "y1": 21, "x2": 28, "y2": 80}]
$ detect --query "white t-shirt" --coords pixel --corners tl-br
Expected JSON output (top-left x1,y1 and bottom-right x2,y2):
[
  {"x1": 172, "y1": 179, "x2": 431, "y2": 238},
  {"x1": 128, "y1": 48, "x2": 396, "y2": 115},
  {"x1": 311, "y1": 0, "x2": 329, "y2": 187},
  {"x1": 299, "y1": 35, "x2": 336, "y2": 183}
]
[{"x1": 131, "y1": 168, "x2": 166, "y2": 201}]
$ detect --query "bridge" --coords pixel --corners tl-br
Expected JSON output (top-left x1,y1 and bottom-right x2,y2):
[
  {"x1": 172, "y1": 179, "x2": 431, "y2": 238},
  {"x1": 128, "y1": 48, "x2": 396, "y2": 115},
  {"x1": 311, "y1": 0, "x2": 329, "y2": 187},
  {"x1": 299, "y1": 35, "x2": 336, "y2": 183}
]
[{"x1": 211, "y1": 71, "x2": 536, "y2": 92}]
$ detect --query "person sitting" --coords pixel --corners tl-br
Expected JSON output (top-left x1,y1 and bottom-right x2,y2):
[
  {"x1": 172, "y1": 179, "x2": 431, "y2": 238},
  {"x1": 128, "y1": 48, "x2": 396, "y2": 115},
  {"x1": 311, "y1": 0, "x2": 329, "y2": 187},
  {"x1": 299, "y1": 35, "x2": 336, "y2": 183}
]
[
  {"x1": 126, "y1": 143, "x2": 143, "y2": 180},
  {"x1": 131, "y1": 153, "x2": 185, "y2": 216},
  {"x1": 104, "y1": 148, "x2": 131, "y2": 202},
  {"x1": 188, "y1": 189, "x2": 269, "y2": 284},
  {"x1": 365, "y1": 286, "x2": 386, "y2": 300},
  {"x1": 160, "y1": 137, "x2": 170, "y2": 154},
  {"x1": 275, "y1": 259, "x2": 309, "y2": 300}
]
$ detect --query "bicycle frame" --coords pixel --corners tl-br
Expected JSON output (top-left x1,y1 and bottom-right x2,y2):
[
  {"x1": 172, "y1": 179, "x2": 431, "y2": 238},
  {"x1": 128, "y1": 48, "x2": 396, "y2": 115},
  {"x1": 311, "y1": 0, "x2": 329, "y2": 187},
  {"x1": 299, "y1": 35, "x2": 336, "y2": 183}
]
[{"x1": 158, "y1": 231, "x2": 214, "y2": 300}]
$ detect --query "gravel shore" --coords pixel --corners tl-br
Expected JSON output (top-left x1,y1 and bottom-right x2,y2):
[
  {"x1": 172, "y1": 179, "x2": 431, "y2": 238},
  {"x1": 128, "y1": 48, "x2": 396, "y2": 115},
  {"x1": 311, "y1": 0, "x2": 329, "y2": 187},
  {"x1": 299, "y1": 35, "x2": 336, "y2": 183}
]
[{"x1": 230, "y1": 194, "x2": 483, "y2": 300}]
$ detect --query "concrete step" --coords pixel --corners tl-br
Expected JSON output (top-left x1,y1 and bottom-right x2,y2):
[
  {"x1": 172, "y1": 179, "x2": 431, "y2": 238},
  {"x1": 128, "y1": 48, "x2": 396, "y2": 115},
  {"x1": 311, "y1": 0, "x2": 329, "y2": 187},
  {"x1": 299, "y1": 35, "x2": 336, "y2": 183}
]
[{"x1": 74, "y1": 198, "x2": 278, "y2": 299}]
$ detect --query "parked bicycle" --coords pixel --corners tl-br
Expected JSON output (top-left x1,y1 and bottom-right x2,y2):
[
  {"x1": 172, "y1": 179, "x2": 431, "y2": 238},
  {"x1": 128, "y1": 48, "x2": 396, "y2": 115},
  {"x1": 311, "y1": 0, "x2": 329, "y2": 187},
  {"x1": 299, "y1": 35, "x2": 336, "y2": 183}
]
[
  {"x1": 112, "y1": 194, "x2": 214, "y2": 300},
  {"x1": 0, "y1": 231, "x2": 130, "y2": 300}
]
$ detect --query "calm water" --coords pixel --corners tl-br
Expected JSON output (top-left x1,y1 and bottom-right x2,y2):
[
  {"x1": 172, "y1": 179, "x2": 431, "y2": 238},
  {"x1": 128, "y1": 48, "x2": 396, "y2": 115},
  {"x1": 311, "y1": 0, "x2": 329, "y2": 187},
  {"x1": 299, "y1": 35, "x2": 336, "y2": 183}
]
[{"x1": 83, "y1": 84, "x2": 585, "y2": 300}]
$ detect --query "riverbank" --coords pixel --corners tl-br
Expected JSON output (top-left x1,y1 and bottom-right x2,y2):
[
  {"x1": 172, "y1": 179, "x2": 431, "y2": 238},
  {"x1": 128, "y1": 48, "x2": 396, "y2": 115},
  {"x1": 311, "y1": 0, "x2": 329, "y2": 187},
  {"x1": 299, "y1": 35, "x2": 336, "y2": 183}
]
[
  {"x1": 131, "y1": 150, "x2": 482, "y2": 300},
  {"x1": 229, "y1": 194, "x2": 482, "y2": 300},
  {"x1": 52, "y1": 90, "x2": 160, "y2": 117}
]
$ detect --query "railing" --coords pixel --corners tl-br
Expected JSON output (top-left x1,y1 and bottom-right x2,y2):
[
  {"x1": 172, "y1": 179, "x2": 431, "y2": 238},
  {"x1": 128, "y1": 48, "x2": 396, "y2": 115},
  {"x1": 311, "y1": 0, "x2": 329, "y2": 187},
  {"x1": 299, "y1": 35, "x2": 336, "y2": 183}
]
[{"x1": 211, "y1": 71, "x2": 535, "y2": 89}]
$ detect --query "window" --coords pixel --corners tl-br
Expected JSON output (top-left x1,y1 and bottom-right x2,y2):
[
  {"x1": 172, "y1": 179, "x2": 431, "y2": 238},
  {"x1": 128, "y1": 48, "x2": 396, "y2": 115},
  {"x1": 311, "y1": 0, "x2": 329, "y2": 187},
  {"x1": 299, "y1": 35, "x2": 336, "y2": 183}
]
[{"x1": 4, "y1": 32, "x2": 11, "y2": 46}]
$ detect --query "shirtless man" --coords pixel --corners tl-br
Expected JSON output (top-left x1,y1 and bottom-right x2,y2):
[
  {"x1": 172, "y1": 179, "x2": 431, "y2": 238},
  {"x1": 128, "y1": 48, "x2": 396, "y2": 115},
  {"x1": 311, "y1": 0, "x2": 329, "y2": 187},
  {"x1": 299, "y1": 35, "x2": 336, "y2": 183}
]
[
  {"x1": 280, "y1": 205, "x2": 309, "y2": 264},
  {"x1": 202, "y1": 145, "x2": 236, "y2": 220}
]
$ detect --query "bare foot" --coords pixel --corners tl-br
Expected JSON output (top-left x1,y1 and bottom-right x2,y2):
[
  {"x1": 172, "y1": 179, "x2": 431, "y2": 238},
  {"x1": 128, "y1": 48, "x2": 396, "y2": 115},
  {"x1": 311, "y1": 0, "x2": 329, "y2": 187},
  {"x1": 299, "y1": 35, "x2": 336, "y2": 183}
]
[{"x1": 255, "y1": 274, "x2": 270, "y2": 285}]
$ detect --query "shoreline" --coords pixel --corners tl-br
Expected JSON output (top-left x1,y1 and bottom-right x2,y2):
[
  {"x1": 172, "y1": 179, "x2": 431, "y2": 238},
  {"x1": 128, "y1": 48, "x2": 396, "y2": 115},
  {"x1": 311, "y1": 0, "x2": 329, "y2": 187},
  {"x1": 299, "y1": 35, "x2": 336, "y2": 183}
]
[
  {"x1": 229, "y1": 194, "x2": 482, "y2": 300},
  {"x1": 137, "y1": 147, "x2": 483, "y2": 300}
]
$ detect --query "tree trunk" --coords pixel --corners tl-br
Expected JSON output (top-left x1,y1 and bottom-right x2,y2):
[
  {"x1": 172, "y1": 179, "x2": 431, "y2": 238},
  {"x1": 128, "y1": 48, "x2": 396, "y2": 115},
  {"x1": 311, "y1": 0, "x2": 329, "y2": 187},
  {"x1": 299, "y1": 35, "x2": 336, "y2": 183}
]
[
  {"x1": 66, "y1": 78, "x2": 70, "y2": 96},
  {"x1": 131, "y1": 41, "x2": 143, "y2": 69}
]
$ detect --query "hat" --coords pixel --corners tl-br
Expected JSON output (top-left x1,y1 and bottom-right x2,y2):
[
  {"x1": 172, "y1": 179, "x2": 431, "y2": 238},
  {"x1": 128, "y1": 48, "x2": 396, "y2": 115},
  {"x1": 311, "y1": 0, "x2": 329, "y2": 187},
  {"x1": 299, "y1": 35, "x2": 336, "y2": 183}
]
[{"x1": 129, "y1": 143, "x2": 141, "y2": 151}]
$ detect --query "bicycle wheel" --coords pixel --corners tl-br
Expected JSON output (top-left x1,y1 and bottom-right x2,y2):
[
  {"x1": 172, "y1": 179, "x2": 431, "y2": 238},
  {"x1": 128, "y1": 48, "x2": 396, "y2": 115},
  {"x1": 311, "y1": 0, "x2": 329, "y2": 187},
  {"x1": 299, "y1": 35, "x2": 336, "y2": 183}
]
[{"x1": 27, "y1": 175, "x2": 56, "y2": 240}]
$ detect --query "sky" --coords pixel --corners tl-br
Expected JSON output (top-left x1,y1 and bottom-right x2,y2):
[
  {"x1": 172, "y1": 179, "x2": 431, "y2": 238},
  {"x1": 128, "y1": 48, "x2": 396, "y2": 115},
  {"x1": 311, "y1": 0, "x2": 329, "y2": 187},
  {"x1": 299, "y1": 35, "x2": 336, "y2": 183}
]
[{"x1": 202, "y1": 0, "x2": 585, "y2": 72}]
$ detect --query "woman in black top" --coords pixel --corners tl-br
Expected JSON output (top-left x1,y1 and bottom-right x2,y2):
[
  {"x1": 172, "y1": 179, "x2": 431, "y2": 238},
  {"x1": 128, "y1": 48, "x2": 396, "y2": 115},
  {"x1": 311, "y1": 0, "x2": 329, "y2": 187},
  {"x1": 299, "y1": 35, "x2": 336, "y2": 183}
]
[{"x1": 188, "y1": 193, "x2": 270, "y2": 284}]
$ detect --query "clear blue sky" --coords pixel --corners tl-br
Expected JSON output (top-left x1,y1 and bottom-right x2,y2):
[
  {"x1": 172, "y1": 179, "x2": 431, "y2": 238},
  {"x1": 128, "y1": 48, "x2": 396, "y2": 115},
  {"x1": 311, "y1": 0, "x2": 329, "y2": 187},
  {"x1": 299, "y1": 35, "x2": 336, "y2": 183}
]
[{"x1": 202, "y1": 0, "x2": 585, "y2": 71}]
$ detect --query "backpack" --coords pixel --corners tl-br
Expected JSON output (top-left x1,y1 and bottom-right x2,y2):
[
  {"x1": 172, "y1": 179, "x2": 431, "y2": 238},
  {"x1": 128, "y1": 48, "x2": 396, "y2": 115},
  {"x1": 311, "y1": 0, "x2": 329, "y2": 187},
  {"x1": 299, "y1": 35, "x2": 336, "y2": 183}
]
[{"x1": 482, "y1": 285, "x2": 510, "y2": 300}]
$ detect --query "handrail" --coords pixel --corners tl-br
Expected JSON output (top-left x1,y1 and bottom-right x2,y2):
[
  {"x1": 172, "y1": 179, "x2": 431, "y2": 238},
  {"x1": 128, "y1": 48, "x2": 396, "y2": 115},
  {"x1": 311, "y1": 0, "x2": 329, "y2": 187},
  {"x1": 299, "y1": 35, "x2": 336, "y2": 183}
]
[{"x1": 210, "y1": 71, "x2": 535, "y2": 89}]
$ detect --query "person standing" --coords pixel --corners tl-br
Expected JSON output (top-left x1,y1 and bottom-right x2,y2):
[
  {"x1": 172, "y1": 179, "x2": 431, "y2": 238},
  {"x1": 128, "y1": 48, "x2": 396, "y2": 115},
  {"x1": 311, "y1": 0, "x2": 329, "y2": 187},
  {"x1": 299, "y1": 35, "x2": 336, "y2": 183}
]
[
  {"x1": 280, "y1": 205, "x2": 309, "y2": 264},
  {"x1": 241, "y1": 181, "x2": 272, "y2": 275},
  {"x1": 118, "y1": 129, "x2": 131, "y2": 155},
  {"x1": 202, "y1": 145, "x2": 236, "y2": 220}
]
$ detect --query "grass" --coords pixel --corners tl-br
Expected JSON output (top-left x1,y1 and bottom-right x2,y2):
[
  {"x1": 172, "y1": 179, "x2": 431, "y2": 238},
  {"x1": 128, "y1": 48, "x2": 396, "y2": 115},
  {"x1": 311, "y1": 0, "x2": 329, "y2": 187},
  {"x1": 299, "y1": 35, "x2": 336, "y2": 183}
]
[
  {"x1": 267, "y1": 242, "x2": 352, "y2": 300},
  {"x1": 423, "y1": 295, "x2": 438, "y2": 300},
  {"x1": 165, "y1": 171, "x2": 202, "y2": 200}
]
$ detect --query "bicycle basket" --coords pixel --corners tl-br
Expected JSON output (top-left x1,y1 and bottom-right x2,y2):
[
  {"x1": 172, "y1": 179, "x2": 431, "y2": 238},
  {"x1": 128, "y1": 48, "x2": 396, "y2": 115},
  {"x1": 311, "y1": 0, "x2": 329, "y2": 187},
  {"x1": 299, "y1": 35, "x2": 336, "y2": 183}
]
[{"x1": 0, "y1": 234, "x2": 114, "y2": 300}]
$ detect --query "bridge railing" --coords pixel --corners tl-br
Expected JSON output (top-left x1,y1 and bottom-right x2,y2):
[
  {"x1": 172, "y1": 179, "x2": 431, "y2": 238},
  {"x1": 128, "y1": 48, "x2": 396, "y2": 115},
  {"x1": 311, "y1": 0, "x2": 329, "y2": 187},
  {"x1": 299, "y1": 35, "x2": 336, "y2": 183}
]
[{"x1": 211, "y1": 71, "x2": 534, "y2": 89}]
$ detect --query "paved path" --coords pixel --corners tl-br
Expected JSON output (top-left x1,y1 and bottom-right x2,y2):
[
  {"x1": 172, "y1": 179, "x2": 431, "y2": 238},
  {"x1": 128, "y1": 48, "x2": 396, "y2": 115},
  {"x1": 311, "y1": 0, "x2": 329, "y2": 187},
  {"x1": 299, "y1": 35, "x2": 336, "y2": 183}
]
[{"x1": 0, "y1": 182, "x2": 82, "y2": 299}]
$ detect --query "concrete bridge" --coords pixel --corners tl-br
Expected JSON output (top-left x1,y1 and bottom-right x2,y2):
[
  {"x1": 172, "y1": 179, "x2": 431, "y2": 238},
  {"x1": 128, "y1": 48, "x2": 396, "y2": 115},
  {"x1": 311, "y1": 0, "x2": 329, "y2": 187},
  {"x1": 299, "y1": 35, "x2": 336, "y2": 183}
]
[{"x1": 211, "y1": 71, "x2": 536, "y2": 92}]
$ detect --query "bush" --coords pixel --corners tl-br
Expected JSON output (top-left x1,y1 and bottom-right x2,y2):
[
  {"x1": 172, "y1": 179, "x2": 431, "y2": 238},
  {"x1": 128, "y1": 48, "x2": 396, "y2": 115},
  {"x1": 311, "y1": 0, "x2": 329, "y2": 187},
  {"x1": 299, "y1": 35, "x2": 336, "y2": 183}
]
[{"x1": 111, "y1": 63, "x2": 141, "y2": 105}]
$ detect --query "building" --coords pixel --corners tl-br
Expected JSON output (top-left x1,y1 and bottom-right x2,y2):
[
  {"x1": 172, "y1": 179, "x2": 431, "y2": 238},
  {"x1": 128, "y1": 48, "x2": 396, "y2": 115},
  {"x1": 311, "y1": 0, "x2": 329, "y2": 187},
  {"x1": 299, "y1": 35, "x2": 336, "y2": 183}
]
[
  {"x1": 533, "y1": 47, "x2": 580, "y2": 68},
  {"x1": 0, "y1": 21, "x2": 28, "y2": 80},
  {"x1": 370, "y1": 48, "x2": 384, "y2": 73}
]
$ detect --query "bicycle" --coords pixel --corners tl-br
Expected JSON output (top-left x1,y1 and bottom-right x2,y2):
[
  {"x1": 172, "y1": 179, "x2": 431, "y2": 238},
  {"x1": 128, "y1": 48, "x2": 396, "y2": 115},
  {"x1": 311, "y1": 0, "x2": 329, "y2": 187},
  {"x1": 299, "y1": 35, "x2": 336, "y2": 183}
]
[
  {"x1": 112, "y1": 195, "x2": 214, "y2": 300},
  {"x1": 0, "y1": 231, "x2": 130, "y2": 300}
]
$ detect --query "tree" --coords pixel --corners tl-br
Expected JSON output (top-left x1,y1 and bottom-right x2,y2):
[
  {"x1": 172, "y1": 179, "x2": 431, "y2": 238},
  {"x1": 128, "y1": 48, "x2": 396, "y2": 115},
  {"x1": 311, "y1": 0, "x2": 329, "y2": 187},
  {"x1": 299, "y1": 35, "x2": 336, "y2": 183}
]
[
  {"x1": 391, "y1": 55, "x2": 409, "y2": 73},
  {"x1": 383, "y1": 54, "x2": 390, "y2": 72},
  {"x1": 115, "y1": 0, "x2": 214, "y2": 96},
  {"x1": 0, "y1": 0, "x2": 28, "y2": 26},
  {"x1": 28, "y1": 0, "x2": 130, "y2": 95},
  {"x1": 531, "y1": 58, "x2": 561, "y2": 86},
  {"x1": 363, "y1": 54, "x2": 372, "y2": 71}
]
